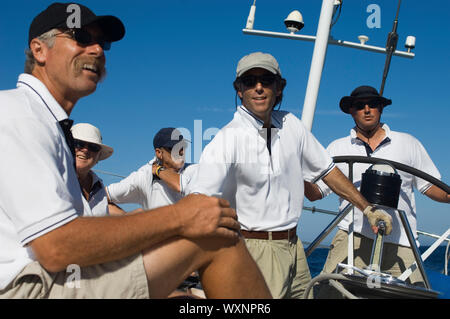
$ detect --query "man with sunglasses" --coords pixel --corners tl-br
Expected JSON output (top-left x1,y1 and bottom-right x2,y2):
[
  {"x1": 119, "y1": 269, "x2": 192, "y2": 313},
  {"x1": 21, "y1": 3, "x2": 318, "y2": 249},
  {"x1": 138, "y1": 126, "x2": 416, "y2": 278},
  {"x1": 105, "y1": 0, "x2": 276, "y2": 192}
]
[
  {"x1": 304, "y1": 85, "x2": 449, "y2": 294},
  {"x1": 0, "y1": 3, "x2": 271, "y2": 299},
  {"x1": 187, "y1": 53, "x2": 393, "y2": 298},
  {"x1": 107, "y1": 127, "x2": 197, "y2": 211}
]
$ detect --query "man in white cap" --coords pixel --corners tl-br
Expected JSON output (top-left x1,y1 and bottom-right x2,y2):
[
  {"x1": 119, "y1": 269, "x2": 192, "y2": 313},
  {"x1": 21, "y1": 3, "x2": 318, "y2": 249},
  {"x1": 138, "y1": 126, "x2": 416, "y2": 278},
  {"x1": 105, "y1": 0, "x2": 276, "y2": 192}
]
[
  {"x1": 71, "y1": 122, "x2": 121, "y2": 217},
  {"x1": 187, "y1": 52, "x2": 393, "y2": 298},
  {"x1": 305, "y1": 85, "x2": 449, "y2": 293},
  {"x1": 0, "y1": 3, "x2": 271, "y2": 299}
]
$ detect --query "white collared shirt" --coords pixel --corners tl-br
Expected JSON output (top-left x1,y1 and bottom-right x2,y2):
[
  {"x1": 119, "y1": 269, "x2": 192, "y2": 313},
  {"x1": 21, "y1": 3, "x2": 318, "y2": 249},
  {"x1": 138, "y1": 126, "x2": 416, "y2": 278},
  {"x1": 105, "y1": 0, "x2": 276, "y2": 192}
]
[
  {"x1": 316, "y1": 124, "x2": 441, "y2": 247},
  {"x1": 83, "y1": 171, "x2": 109, "y2": 217},
  {"x1": 106, "y1": 158, "x2": 197, "y2": 210},
  {"x1": 186, "y1": 106, "x2": 334, "y2": 232},
  {"x1": 0, "y1": 74, "x2": 90, "y2": 289}
]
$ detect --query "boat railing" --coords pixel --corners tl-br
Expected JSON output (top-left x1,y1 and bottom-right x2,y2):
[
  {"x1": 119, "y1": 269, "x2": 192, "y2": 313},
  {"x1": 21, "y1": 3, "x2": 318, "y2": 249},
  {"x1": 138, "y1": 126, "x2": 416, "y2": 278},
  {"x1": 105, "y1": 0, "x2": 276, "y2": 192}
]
[
  {"x1": 303, "y1": 205, "x2": 450, "y2": 276},
  {"x1": 303, "y1": 205, "x2": 450, "y2": 243}
]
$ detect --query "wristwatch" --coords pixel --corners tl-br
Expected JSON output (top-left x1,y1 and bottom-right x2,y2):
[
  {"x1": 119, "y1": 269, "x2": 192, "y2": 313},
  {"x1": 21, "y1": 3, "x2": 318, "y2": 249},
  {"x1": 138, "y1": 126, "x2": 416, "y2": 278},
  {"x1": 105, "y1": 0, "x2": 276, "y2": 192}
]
[{"x1": 155, "y1": 165, "x2": 166, "y2": 178}]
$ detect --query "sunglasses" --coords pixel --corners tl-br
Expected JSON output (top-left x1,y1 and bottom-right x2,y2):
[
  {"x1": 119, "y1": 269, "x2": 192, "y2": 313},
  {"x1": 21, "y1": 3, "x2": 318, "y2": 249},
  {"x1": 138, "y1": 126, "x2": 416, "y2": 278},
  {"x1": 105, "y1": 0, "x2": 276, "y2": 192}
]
[
  {"x1": 55, "y1": 28, "x2": 111, "y2": 51},
  {"x1": 239, "y1": 74, "x2": 277, "y2": 87},
  {"x1": 162, "y1": 146, "x2": 186, "y2": 154},
  {"x1": 74, "y1": 139, "x2": 102, "y2": 153},
  {"x1": 352, "y1": 100, "x2": 382, "y2": 110}
]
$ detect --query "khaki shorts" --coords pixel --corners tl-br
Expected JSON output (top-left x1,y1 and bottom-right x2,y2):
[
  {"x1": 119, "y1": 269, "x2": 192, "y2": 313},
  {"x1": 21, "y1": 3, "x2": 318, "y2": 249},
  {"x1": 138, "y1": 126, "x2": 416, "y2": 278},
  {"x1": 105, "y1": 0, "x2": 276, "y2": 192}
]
[
  {"x1": 0, "y1": 254, "x2": 149, "y2": 299},
  {"x1": 244, "y1": 237, "x2": 311, "y2": 299}
]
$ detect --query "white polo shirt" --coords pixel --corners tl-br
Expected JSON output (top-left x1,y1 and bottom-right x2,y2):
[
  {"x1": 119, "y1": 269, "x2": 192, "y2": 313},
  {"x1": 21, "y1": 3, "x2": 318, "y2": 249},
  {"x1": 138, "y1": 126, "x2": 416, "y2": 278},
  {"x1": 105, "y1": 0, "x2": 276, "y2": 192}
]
[
  {"x1": 83, "y1": 171, "x2": 109, "y2": 217},
  {"x1": 316, "y1": 124, "x2": 441, "y2": 247},
  {"x1": 186, "y1": 106, "x2": 335, "y2": 232},
  {"x1": 106, "y1": 159, "x2": 197, "y2": 210},
  {"x1": 0, "y1": 74, "x2": 90, "y2": 290}
]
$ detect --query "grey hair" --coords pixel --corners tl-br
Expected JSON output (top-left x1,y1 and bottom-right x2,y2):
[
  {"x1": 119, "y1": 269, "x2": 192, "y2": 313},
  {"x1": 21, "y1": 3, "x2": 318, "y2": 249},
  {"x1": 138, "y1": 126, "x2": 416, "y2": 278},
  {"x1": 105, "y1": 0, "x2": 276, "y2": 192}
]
[{"x1": 24, "y1": 28, "x2": 59, "y2": 74}]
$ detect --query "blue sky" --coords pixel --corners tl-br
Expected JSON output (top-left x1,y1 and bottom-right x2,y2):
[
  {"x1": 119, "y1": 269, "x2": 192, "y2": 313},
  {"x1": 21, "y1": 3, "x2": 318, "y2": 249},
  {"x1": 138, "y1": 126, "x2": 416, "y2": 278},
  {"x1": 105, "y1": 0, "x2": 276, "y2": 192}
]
[{"x1": 1, "y1": 0, "x2": 448, "y2": 246}]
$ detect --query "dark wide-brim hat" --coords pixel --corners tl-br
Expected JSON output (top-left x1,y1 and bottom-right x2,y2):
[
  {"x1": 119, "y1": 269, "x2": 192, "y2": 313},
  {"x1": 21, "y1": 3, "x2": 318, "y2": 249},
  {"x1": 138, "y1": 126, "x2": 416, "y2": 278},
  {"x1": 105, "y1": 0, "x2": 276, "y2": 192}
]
[
  {"x1": 339, "y1": 85, "x2": 392, "y2": 114},
  {"x1": 28, "y1": 2, "x2": 125, "y2": 46}
]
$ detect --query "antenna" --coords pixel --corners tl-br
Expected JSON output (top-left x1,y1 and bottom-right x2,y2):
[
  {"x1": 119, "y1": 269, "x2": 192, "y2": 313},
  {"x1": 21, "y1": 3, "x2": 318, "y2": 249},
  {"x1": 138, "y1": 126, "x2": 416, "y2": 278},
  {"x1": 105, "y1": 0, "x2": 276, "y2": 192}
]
[
  {"x1": 379, "y1": 0, "x2": 401, "y2": 96},
  {"x1": 246, "y1": 0, "x2": 256, "y2": 29}
]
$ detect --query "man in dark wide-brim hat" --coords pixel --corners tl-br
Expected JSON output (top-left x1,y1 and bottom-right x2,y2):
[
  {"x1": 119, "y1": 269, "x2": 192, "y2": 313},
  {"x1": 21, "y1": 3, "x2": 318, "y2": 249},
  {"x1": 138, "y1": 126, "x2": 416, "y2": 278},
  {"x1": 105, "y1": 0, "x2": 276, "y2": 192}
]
[{"x1": 305, "y1": 85, "x2": 450, "y2": 297}]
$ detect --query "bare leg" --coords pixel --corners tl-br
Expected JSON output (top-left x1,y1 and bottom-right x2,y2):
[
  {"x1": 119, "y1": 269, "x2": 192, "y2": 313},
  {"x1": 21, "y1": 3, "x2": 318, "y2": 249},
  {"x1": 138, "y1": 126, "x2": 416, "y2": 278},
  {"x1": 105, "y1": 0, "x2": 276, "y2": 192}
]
[{"x1": 143, "y1": 236, "x2": 272, "y2": 299}]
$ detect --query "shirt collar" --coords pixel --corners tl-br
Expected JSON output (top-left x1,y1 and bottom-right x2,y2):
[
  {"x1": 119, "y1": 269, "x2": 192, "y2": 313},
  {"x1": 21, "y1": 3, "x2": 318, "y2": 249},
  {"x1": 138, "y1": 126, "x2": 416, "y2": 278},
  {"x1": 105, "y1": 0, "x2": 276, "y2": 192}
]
[
  {"x1": 16, "y1": 73, "x2": 69, "y2": 122},
  {"x1": 90, "y1": 171, "x2": 102, "y2": 186},
  {"x1": 89, "y1": 171, "x2": 103, "y2": 198},
  {"x1": 350, "y1": 123, "x2": 392, "y2": 141},
  {"x1": 237, "y1": 105, "x2": 282, "y2": 131}
]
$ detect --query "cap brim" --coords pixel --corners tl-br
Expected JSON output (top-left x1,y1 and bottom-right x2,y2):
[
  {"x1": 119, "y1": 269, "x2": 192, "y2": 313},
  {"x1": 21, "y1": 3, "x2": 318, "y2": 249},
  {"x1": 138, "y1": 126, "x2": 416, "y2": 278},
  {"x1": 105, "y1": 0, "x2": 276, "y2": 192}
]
[
  {"x1": 85, "y1": 15, "x2": 125, "y2": 42},
  {"x1": 237, "y1": 64, "x2": 279, "y2": 78}
]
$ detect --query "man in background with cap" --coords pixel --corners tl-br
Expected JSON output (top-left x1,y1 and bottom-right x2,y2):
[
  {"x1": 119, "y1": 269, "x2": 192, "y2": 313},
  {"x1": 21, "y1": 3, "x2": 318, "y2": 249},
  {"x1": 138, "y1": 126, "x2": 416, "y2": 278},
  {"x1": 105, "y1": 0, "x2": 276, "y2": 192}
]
[
  {"x1": 305, "y1": 85, "x2": 449, "y2": 292},
  {"x1": 186, "y1": 53, "x2": 393, "y2": 298},
  {"x1": 107, "y1": 127, "x2": 203, "y2": 297},
  {"x1": 107, "y1": 127, "x2": 198, "y2": 211},
  {"x1": 0, "y1": 3, "x2": 271, "y2": 299}
]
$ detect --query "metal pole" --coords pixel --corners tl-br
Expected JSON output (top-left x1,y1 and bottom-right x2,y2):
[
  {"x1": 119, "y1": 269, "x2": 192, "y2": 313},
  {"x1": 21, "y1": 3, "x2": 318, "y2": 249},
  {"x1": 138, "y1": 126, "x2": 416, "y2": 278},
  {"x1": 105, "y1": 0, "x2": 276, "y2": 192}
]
[
  {"x1": 397, "y1": 209, "x2": 432, "y2": 289},
  {"x1": 303, "y1": 206, "x2": 339, "y2": 216},
  {"x1": 369, "y1": 221, "x2": 386, "y2": 271},
  {"x1": 347, "y1": 160, "x2": 355, "y2": 273},
  {"x1": 305, "y1": 202, "x2": 354, "y2": 257},
  {"x1": 301, "y1": 0, "x2": 336, "y2": 131},
  {"x1": 242, "y1": 29, "x2": 414, "y2": 59}
]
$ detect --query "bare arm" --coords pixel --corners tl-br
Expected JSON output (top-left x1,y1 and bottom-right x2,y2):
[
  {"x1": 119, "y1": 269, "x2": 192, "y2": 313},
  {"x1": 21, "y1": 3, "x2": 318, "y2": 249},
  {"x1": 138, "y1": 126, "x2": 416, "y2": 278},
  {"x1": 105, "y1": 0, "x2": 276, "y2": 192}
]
[
  {"x1": 321, "y1": 166, "x2": 370, "y2": 211},
  {"x1": 320, "y1": 166, "x2": 392, "y2": 234},
  {"x1": 424, "y1": 185, "x2": 450, "y2": 203},
  {"x1": 108, "y1": 202, "x2": 126, "y2": 216},
  {"x1": 30, "y1": 194, "x2": 240, "y2": 272},
  {"x1": 304, "y1": 181, "x2": 323, "y2": 201},
  {"x1": 153, "y1": 163, "x2": 181, "y2": 192}
]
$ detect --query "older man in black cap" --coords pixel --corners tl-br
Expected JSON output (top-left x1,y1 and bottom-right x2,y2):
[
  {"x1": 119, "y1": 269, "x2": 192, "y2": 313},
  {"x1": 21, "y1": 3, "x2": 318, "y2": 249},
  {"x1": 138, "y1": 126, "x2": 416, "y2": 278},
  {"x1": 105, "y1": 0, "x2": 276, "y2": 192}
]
[
  {"x1": 305, "y1": 85, "x2": 449, "y2": 295},
  {"x1": 0, "y1": 3, "x2": 272, "y2": 299}
]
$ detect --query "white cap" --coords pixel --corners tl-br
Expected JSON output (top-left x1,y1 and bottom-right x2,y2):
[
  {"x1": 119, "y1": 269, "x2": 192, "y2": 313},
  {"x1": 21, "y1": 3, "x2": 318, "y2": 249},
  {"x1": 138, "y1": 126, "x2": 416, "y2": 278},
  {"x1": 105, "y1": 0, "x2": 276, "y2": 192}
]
[{"x1": 71, "y1": 123, "x2": 114, "y2": 161}]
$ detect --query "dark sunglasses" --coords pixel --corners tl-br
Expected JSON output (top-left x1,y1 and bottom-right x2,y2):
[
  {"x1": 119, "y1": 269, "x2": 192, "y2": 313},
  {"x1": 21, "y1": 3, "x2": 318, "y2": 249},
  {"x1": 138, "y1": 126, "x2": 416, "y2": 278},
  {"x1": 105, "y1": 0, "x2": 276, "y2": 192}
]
[
  {"x1": 55, "y1": 28, "x2": 111, "y2": 51},
  {"x1": 352, "y1": 100, "x2": 382, "y2": 110},
  {"x1": 74, "y1": 139, "x2": 101, "y2": 153},
  {"x1": 239, "y1": 74, "x2": 277, "y2": 87}
]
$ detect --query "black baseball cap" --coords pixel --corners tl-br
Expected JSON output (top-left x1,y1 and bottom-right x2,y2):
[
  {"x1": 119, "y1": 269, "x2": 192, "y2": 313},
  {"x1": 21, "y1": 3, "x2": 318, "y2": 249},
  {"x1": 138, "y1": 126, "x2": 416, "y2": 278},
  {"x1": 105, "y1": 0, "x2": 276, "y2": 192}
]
[
  {"x1": 28, "y1": 2, "x2": 125, "y2": 46},
  {"x1": 153, "y1": 128, "x2": 186, "y2": 149},
  {"x1": 339, "y1": 85, "x2": 392, "y2": 114}
]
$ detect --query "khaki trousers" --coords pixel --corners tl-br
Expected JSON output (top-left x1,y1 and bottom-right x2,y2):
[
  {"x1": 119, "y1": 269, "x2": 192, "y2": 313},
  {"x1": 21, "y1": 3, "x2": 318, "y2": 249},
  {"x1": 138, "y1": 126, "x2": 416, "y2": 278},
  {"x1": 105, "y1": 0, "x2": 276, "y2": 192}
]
[
  {"x1": 244, "y1": 237, "x2": 311, "y2": 299},
  {"x1": 316, "y1": 230, "x2": 424, "y2": 298}
]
